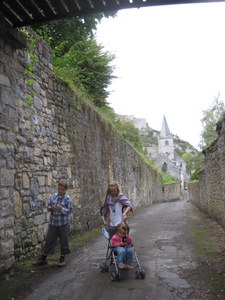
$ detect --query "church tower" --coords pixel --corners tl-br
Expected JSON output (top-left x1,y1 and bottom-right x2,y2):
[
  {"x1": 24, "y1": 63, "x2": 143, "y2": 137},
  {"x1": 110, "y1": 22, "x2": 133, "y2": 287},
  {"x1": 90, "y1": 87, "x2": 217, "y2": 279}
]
[{"x1": 158, "y1": 116, "x2": 174, "y2": 160}]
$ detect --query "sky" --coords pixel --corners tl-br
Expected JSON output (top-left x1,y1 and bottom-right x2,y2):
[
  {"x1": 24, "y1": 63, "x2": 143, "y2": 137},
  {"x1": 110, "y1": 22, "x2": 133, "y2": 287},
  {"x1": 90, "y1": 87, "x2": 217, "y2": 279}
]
[{"x1": 95, "y1": 2, "x2": 225, "y2": 149}]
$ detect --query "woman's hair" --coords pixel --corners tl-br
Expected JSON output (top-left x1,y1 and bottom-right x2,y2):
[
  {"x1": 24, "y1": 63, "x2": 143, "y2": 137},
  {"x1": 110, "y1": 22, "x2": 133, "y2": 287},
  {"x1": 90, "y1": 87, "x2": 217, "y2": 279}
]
[{"x1": 104, "y1": 181, "x2": 121, "y2": 204}]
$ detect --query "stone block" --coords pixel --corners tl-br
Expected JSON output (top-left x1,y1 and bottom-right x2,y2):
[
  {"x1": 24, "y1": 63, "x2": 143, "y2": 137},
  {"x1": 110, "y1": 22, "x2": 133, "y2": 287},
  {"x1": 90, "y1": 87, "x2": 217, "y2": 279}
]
[
  {"x1": 0, "y1": 158, "x2": 7, "y2": 171},
  {"x1": 22, "y1": 173, "x2": 30, "y2": 189},
  {"x1": 31, "y1": 232, "x2": 38, "y2": 245},
  {"x1": 37, "y1": 225, "x2": 45, "y2": 242},
  {"x1": 34, "y1": 96, "x2": 42, "y2": 111},
  {"x1": 14, "y1": 190, "x2": 23, "y2": 218},
  {"x1": 47, "y1": 172, "x2": 52, "y2": 186},
  {"x1": 5, "y1": 229, "x2": 14, "y2": 238},
  {"x1": 0, "y1": 200, "x2": 13, "y2": 217},
  {"x1": 0, "y1": 73, "x2": 10, "y2": 87},
  {"x1": 38, "y1": 176, "x2": 45, "y2": 186},
  {"x1": 4, "y1": 216, "x2": 14, "y2": 228},
  {"x1": 67, "y1": 167, "x2": 72, "y2": 179},
  {"x1": 33, "y1": 214, "x2": 45, "y2": 226},
  {"x1": 0, "y1": 169, "x2": 14, "y2": 187},
  {"x1": 33, "y1": 147, "x2": 41, "y2": 156},
  {"x1": 2, "y1": 239, "x2": 14, "y2": 256}
]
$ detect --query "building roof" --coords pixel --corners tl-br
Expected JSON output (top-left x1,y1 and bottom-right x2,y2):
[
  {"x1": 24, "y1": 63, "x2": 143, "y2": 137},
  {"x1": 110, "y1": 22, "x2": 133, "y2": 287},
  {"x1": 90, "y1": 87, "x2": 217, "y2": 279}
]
[
  {"x1": 0, "y1": 0, "x2": 224, "y2": 27},
  {"x1": 159, "y1": 116, "x2": 172, "y2": 138}
]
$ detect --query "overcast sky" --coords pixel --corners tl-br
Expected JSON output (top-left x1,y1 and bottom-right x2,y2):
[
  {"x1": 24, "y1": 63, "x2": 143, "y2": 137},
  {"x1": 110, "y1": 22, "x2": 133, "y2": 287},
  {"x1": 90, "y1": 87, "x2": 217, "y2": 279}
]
[{"x1": 96, "y1": 2, "x2": 225, "y2": 149}]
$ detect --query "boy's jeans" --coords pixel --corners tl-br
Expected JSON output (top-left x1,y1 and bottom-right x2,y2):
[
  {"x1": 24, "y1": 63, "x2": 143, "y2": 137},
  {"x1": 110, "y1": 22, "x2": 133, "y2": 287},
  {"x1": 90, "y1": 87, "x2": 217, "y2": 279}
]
[{"x1": 114, "y1": 247, "x2": 133, "y2": 265}]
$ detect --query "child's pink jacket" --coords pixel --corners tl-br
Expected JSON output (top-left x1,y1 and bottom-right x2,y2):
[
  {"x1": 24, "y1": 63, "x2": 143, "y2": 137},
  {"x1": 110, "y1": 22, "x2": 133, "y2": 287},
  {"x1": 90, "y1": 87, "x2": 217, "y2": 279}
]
[{"x1": 111, "y1": 234, "x2": 132, "y2": 248}]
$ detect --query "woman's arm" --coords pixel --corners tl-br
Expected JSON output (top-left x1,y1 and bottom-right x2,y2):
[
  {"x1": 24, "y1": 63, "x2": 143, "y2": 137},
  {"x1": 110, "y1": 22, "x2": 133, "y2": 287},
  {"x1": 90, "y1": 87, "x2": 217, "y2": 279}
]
[
  {"x1": 122, "y1": 206, "x2": 132, "y2": 222},
  {"x1": 105, "y1": 209, "x2": 110, "y2": 225}
]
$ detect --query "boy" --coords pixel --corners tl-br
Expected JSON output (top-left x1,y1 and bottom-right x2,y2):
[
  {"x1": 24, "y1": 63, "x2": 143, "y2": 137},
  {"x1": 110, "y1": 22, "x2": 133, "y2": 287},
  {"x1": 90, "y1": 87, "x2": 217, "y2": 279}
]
[{"x1": 33, "y1": 179, "x2": 72, "y2": 267}]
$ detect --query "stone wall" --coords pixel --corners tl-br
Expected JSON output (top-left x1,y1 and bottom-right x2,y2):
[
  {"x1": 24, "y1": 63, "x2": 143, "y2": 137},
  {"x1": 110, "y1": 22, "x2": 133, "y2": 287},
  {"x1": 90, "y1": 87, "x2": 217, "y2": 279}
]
[
  {"x1": 163, "y1": 182, "x2": 181, "y2": 202},
  {"x1": 187, "y1": 114, "x2": 225, "y2": 226},
  {"x1": 0, "y1": 23, "x2": 165, "y2": 272}
]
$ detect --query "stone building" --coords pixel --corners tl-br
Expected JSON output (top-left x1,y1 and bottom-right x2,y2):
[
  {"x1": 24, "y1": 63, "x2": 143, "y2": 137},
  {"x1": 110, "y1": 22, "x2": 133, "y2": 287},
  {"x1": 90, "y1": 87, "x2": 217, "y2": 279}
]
[
  {"x1": 116, "y1": 114, "x2": 190, "y2": 187},
  {"x1": 146, "y1": 116, "x2": 190, "y2": 187},
  {"x1": 116, "y1": 115, "x2": 148, "y2": 131}
]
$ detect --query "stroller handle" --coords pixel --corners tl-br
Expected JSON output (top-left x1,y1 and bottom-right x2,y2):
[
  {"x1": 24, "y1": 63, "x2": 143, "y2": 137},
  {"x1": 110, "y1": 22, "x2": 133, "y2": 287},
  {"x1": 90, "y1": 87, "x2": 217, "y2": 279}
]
[{"x1": 100, "y1": 205, "x2": 128, "y2": 216}]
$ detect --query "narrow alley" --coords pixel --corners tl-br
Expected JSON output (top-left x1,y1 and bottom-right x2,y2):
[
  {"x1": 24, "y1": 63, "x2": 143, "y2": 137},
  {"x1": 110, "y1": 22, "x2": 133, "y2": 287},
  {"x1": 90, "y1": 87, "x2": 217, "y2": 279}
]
[{"x1": 21, "y1": 193, "x2": 225, "y2": 300}]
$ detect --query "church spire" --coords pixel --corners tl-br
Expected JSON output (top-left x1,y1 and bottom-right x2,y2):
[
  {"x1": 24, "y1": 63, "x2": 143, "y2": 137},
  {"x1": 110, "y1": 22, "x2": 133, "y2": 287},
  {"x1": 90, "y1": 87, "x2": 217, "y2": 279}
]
[{"x1": 159, "y1": 115, "x2": 172, "y2": 138}]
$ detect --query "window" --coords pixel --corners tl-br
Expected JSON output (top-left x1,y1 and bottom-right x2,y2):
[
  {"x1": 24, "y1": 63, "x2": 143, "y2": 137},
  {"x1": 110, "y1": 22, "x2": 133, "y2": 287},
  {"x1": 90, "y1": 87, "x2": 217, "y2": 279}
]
[{"x1": 162, "y1": 162, "x2": 167, "y2": 172}]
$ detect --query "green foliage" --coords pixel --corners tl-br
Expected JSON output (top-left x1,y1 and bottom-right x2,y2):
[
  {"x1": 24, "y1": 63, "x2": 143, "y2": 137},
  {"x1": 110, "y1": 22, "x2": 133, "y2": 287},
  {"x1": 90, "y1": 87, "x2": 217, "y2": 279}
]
[
  {"x1": 33, "y1": 14, "x2": 116, "y2": 108},
  {"x1": 160, "y1": 172, "x2": 178, "y2": 184},
  {"x1": 20, "y1": 29, "x2": 38, "y2": 110},
  {"x1": 53, "y1": 39, "x2": 115, "y2": 107},
  {"x1": 97, "y1": 105, "x2": 117, "y2": 123},
  {"x1": 199, "y1": 95, "x2": 225, "y2": 150},
  {"x1": 134, "y1": 151, "x2": 177, "y2": 184},
  {"x1": 32, "y1": 15, "x2": 176, "y2": 184},
  {"x1": 34, "y1": 15, "x2": 112, "y2": 51},
  {"x1": 182, "y1": 151, "x2": 204, "y2": 180},
  {"x1": 141, "y1": 129, "x2": 158, "y2": 146},
  {"x1": 115, "y1": 120, "x2": 145, "y2": 153},
  {"x1": 173, "y1": 136, "x2": 197, "y2": 157}
]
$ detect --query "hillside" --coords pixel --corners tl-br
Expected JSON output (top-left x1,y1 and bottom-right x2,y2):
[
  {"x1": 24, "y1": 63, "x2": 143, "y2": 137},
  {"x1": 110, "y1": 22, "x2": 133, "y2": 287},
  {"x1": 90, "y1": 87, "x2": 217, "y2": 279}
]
[{"x1": 116, "y1": 115, "x2": 198, "y2": 157}]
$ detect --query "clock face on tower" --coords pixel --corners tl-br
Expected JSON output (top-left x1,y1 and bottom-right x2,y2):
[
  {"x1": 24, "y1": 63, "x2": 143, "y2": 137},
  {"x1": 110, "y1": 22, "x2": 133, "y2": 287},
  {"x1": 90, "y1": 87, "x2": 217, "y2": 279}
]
[{"x1": 165, "y1": 140, "x2": 169, "y2": 146}]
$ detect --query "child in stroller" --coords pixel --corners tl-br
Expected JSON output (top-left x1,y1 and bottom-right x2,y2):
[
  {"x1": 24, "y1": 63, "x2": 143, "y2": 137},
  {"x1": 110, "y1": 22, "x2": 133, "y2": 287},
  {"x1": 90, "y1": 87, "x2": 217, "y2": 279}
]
[{"x1": 111, "y1": 223, "x2": 134, "y2": 270}]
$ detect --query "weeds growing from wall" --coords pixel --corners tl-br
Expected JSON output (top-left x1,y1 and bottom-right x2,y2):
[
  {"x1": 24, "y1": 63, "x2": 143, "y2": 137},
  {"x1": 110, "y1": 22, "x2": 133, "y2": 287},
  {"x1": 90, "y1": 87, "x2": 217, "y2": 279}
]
[{"x1": 20, "y1": 29, "x2": 39, "y2": 114}]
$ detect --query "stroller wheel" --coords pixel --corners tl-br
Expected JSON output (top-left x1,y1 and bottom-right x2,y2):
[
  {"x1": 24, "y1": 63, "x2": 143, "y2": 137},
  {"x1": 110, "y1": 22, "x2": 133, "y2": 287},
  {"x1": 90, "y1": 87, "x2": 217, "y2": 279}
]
[
  {"x1": 100, "y1": 263, "x2": 109, "y2": 273},
  {"x1": 140, "y1": 270, "x2": 145, "y2": 279},
  {"x1": 111, "y1": 272, "x2": 121, "y2": 282},
  {"x1": 135, "y1": 270, "x2": 145, "y2": 279}
]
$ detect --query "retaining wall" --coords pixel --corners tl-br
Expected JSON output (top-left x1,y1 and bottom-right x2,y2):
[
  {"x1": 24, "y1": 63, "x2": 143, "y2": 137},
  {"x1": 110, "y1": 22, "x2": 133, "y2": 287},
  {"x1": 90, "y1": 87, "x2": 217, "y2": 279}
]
[
  {"x1": 187, "y1": 114, "x2": 225, "y2": 226},
  {"x1": 0, "y1": 22, "x2": 166, "y2": 272}
]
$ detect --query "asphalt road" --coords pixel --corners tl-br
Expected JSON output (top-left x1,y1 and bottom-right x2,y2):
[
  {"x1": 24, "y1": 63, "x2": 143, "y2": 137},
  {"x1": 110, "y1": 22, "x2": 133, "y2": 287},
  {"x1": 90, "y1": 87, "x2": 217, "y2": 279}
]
[{"x1": 25, "y1": 193, "x2": 225, "y2": 300}]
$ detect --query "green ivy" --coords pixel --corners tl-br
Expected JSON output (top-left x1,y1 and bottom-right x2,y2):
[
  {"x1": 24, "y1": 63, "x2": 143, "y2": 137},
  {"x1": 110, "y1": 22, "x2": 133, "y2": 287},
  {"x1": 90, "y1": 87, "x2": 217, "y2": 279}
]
[{"x1": 20, "y1": 29, "x2": 38, "y2": 111}]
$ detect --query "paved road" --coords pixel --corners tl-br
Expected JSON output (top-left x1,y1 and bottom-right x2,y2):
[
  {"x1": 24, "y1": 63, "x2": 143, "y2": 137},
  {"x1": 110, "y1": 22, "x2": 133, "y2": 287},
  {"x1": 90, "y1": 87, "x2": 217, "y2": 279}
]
[{"x1": 26, "y1": 194, "x2": 225, "y2": 300}]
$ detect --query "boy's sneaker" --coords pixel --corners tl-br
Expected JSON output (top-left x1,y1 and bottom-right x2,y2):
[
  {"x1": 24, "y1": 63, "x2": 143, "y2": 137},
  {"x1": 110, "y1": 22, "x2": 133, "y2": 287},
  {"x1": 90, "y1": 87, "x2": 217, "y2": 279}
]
[
  {"x1": 33, "y1": 256, "x2": 47, "y2": 266},
  {"x1": 57, "y1": 256, "x2": 65, "y2": 267}
]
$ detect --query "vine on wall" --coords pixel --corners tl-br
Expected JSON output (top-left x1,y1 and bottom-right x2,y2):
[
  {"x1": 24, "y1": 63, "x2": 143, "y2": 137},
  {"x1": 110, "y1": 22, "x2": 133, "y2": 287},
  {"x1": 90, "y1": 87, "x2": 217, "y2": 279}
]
[{"x1": 20, "y1": 29, "x2": 39, "y2": 112}]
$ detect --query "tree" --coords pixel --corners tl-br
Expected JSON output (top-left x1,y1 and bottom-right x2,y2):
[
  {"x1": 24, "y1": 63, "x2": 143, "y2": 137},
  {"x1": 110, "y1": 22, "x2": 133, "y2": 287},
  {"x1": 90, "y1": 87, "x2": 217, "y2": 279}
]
[
  {"x1": 53, "y1": 38, "x2": 115, "y2": 107},
  {"x1": 199, "y1": 95, "x2": 225, "y2": 150},
  {"x1": 115, "y1": 120, "x2": 145, "y2": 153},
  {"x1": 33, "y1": 14, "x2": 116, "y2": 107},
  {"x1": 182, "y1": 152, "x2": 204, "y2": 180}
]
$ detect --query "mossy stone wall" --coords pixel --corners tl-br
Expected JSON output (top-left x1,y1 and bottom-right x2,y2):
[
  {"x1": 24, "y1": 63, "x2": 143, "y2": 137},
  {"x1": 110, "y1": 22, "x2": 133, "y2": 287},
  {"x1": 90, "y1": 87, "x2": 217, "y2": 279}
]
[{"x1": 0, "y1": 23, "x2": 164, "y2": 272}]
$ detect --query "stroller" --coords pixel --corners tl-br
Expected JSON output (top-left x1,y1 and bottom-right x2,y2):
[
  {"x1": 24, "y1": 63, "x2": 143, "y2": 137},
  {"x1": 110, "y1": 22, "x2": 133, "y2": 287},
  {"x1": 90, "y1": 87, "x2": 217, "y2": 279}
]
[{"x1": 99, "y1": 206, "x2": 145, "y2": 282}]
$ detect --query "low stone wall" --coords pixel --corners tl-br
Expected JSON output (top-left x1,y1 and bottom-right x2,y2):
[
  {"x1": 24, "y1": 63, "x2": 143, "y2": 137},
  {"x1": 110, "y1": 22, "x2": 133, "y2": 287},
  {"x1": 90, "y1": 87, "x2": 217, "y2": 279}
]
[
  {"x1": 187, "y1": 180, "x2": 200, "y2": 205},
  {"x1": 163, "y1": 182, "x2": 181, "y2": 202},
  {"x1": 0, "y1": 23, "x2": 164, "y2": 272},
  {"x1": 187, "y1": 114, "x2": 225, "y2": 226}
]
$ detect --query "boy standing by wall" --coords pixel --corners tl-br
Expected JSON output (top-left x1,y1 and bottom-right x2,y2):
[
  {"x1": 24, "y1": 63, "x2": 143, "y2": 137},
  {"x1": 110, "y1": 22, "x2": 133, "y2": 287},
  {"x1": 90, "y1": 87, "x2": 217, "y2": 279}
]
[{"x1": 33, "y1": 179, "x2": 72, "y2": 267}]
